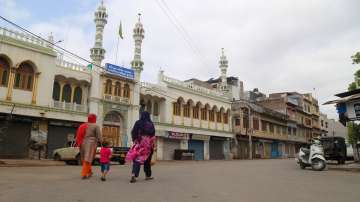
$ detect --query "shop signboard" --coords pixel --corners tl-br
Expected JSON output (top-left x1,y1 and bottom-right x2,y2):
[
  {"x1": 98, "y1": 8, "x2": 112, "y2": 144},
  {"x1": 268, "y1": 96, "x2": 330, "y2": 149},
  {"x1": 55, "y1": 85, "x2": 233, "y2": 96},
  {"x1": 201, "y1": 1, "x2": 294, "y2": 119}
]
[
  {"x1": 105, "y1": 63, "x2": 135, "y2": 80},
  {"x1": 191, "y1": 134, "x2": 210, "y2": 141},
  {"x1": 167, "y1": 131, "x2": 189, "y2": 140}
]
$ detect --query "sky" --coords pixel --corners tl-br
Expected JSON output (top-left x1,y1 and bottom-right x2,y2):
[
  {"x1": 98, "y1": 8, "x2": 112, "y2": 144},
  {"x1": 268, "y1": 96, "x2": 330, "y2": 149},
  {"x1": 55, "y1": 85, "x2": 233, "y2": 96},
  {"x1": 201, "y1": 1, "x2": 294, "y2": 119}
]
[{"x1": 1, "y1": 0, "x2": 360, "y2": 119}]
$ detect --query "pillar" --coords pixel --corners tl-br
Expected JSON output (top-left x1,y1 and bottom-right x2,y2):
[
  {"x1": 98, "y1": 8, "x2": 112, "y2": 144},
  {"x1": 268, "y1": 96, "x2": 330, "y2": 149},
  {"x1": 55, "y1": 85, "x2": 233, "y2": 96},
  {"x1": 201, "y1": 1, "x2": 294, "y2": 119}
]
[
  {"x1": 31, "y1": 73, "x2": 40, "y2": 104},
  {"x1": 6, "y1": 67, "x2": 16, "y2": 101}
]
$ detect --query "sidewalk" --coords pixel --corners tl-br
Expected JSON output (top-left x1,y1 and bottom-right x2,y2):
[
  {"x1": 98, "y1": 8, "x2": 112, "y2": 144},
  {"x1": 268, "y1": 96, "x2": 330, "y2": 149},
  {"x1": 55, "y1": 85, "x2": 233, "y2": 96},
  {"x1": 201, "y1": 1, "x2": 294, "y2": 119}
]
[
  {"x1": 327, "y1": 162, "x2": 360, "y2": 172},
  {"x1": 0, "y1": 159, "x2": 65, "y2": 167}
]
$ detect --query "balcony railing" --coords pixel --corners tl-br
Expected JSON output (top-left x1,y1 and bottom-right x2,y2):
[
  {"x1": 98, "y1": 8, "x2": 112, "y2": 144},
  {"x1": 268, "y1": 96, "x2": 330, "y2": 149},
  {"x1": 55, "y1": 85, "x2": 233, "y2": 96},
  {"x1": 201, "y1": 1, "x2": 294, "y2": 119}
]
[
  {"x1": 52, "y1": 100, "x2": 87, "y2": 112},
  {"x1": 103, "y1": 94, "x2": 129, "y2": 104},
  {"x1": 56, "y1": 57, "x2": 90, "y2": 73},
  {"x1": 0, "y1": 27, "x2": 49, "y2": 49}
]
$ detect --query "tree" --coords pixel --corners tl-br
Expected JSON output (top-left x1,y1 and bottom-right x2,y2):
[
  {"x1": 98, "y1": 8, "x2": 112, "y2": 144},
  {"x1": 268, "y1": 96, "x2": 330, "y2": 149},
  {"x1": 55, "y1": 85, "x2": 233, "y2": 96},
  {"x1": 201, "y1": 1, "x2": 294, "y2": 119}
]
[
  {"x1": 348, "y1": 82, "x2": 356, "y2": 91},
  {"x1": 351, "y1": 52, "x2": 360, "y2": 64}
]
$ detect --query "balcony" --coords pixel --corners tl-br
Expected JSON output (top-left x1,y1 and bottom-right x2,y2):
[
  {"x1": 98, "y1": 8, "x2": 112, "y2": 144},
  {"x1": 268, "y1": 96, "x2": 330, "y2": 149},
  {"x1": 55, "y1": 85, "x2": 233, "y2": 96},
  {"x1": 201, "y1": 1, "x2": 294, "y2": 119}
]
[
  {"x1": 103, "y1": 94, "x2": 129, "y2": 104},
  {"x1": 52, "y1": 100, "x2": 87, "y2": 113}
]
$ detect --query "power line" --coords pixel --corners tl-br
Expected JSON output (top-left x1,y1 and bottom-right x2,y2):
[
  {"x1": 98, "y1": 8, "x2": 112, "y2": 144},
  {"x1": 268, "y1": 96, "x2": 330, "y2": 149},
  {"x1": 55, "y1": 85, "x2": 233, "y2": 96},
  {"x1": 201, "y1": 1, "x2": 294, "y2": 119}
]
[
  {"x1": 0, "y1": 15, "x2": 103, "y2": 71},
  {"x1": 0, "y1": 15, "x2": 188, "y2": 102},
  {"x1": 154, "y1": 0, "x2": 210, "y2": 68}
]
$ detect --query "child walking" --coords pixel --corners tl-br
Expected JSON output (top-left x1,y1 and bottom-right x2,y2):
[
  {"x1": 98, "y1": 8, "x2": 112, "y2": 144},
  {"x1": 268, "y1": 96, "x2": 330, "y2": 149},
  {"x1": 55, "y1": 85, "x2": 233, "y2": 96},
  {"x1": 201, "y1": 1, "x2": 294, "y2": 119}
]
[{"x1": 100, "y1": 141, "x2": 112, "y2": 181}]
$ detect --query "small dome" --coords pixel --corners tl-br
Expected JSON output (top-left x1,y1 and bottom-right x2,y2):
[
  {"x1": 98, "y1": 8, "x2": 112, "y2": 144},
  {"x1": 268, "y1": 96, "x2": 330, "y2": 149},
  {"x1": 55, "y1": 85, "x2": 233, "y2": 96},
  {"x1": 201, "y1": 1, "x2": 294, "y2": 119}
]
[
  {"x1": 97, "y1": 0, "x2": 106, "y2": 12},
  {"x1": 133, "y1": 13, "x2": 145, "y2": 36}
]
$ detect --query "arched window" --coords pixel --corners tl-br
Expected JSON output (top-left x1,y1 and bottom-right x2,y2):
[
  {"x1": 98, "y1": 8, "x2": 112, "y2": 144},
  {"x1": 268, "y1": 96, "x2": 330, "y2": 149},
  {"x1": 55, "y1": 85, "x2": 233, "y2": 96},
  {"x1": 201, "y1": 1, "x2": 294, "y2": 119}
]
[
  {"x1": 105, "y1": 79, "x2": 112, "y2": 95},
  {"x1": 0, "y1": 57, "x2": 10, "y2": 86},
  {"x1": 73, "y1": 86, "x2": 82, "y2": 104},
  {"x1": 14, "y1": 62, "x2": 34, "y2": 91},
  {"x1": 114, "y1": 81, "x2": 121, "y2": 96},
  {"x1": 62, "y1": 84, "x2": 72, "y2": 103},
  {"x1": 153, "y1": 102, "x2": 159, "y2": 116},
  {"x1": 146, "y1": 100, "x2": 152, "y2": 114},
  {"x1": 104, "y1": 111, "x2": 121, "y2": 123},
  {"x1": 193, "y1": 103, "x2": 200, "y2": 119},
  {"x1": 123, "y1": 83, "x2": 130, "y2": 98},
  {"x1": 52, "y1": 81, "x2": 60, "y2": 101}
]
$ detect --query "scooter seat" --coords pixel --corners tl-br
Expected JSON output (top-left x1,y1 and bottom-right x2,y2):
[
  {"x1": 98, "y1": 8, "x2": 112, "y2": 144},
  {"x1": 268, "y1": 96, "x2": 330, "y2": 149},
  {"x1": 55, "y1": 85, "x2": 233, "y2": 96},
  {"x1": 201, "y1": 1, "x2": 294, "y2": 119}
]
[{"x1": 301, "y1": 148, "x2": 310, "y2": 154}]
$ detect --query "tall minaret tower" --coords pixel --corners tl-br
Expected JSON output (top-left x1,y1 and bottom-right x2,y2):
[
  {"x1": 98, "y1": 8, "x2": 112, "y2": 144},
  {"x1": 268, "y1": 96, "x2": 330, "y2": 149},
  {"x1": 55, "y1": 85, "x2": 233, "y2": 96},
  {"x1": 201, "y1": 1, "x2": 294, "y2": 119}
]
[
  {"x1": 131, "y1": 14, "x2": 145, "y2": 81},
  {"x1": 128, "y1": 14, "x2": 145, "y2": 146},
  {"x1": 219, "y1": 48, "x2": 228, "y2": 91},
  {"x1": 89, "y1": 1, "x2": 107, "y2": 117}
]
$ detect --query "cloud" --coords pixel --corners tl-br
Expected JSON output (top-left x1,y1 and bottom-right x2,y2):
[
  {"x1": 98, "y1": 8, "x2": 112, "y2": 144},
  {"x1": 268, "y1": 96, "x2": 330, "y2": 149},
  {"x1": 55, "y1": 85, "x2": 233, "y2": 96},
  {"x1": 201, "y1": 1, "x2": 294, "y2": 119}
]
[
  {"x1": 0, "y1": 0, "x2": 30, "y2": 21},
  {"x1": 4, "y1": 0, "x2": 360, "y2": 120}
]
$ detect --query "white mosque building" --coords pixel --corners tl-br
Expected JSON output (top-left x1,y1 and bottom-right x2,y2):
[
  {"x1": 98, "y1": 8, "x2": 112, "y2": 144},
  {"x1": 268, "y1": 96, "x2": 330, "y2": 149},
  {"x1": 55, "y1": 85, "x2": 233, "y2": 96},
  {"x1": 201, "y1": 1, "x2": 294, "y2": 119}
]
[{"x1": 0, "y1": 1, "x2": 244, "y2": 160}]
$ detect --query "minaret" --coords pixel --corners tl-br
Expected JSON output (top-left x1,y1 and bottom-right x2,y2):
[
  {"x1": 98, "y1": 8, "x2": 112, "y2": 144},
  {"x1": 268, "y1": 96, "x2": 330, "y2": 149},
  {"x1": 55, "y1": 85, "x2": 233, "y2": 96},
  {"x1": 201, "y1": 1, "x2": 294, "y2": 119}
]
[
  {"x1": 219, "y1": 48, "x2": 228, "y2": 91},
  {"x1": 128, "y1": 14, "x2": 145, "y2": 146},
  {"x1": 89, "y1": 0, "x2": 108, "y2": 117},
  {"x1": 131, "y1": 13, "x2": 145, "y2": 81}
]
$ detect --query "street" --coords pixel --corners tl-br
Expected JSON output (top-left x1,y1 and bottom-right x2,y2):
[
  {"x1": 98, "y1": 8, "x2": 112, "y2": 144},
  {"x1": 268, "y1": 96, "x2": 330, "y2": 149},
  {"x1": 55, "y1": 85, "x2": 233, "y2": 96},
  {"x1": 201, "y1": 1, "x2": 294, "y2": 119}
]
[{"x1": 0, "y1": 159, "x2": 359, "y2": 202}]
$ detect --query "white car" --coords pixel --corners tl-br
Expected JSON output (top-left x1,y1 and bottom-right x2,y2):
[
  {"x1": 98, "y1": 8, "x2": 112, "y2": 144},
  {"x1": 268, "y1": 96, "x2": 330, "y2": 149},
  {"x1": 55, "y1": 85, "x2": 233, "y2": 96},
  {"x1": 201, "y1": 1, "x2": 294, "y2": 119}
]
[{"x1": 52, "y1": 143, "x2": 128, "y2": 165}]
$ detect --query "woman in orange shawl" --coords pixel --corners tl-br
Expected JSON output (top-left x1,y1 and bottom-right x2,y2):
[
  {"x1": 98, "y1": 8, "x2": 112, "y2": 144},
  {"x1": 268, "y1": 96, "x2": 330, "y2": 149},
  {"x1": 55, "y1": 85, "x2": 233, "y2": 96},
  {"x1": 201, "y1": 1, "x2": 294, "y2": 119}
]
[{"x1": 76, "y1": 114, "x2": 102, "y2": 179}]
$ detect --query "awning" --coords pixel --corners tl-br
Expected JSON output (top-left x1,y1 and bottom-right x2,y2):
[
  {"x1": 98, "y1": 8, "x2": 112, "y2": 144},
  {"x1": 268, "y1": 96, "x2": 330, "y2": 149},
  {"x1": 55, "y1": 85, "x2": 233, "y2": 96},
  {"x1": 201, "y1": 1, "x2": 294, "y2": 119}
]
[{"x1": 323, "y1": 93, "x2": 360, "y2": 105}]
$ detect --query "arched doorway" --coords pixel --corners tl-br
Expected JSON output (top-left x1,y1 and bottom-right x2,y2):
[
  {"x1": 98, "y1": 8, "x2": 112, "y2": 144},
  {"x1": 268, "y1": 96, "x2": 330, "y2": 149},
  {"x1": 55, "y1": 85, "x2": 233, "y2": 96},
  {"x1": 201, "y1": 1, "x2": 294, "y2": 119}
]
[{"x1": 103, "y1": 111, "x2": 122, "y2": 147}]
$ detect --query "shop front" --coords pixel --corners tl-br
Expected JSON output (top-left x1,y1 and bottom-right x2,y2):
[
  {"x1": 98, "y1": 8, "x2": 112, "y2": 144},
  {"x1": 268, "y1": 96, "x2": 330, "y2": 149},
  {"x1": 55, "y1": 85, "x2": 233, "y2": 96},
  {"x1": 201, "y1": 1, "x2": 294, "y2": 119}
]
[
  {"x1": 0, "y1": 115, "x2": 32, "y2": 158},
  {"x1": 161, "y1": 131, "x2": 189, "y2": 160},
  {"x1": 210, "y1": 136, "x2": 227, "y2": 160},
  {"x1": 188, "y1": 134, "x2": 210, "y2": 161}
]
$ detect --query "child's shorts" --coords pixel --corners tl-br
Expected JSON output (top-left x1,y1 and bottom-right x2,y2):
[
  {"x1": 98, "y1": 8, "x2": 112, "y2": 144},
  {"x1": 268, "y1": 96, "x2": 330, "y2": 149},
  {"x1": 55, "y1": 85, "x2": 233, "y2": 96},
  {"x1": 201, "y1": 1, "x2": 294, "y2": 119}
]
[{"x1": 100, "y1": 163, "x2": 110, "y2": 172}]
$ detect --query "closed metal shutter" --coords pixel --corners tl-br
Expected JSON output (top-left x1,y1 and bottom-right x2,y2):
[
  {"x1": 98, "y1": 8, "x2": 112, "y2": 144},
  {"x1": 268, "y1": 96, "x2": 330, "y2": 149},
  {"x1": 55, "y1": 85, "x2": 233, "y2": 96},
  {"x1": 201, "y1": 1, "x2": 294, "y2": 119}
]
[
  {"x1": 0, "y1": 120, "x2": 31, "y2": 158},
  {"x1": 47, "y1": 125, "x2": 77, "y2": 158},
  {"x1": 163, "y1": 138, "x2": 180, "y2": 160},
  {"x1": 210, "y1": 139, "x2": 224, "y2": 160},
  {"x1": 188, "y1": 140, "x2": 204, "y2": 160},
  {"x1": 264, "y1": 142, "x2": 272, "y2": 158}
]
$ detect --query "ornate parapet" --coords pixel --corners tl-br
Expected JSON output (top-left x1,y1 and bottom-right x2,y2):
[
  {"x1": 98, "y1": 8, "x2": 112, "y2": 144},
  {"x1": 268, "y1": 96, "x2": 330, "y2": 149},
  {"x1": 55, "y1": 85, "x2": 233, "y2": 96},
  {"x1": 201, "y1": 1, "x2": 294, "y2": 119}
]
[
  {"x1": 55, "y1": 57, "x2": 90, "y2": 73},
  {"x1": 161, "y1": 74, "x2": 229, "y2": 100}
]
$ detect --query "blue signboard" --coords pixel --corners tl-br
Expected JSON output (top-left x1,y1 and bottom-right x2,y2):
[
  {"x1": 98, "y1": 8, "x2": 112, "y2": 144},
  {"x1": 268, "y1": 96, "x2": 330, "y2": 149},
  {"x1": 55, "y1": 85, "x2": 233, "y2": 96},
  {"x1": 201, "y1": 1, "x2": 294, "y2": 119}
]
[{"x1": 105, "y1": 63, "x2": 135, "y2": 80}]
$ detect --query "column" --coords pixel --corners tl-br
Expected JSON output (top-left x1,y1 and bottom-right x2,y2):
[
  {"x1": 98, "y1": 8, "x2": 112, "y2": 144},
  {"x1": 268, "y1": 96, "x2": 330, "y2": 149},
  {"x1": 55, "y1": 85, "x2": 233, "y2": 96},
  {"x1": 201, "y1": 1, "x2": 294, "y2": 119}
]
[
  {"x1": 204, "y1": 140, "x2": 210, "y2": 160},
  {"x1": 6, "y1": 67, "x2": 16, "y2": 101},
  {"x1": 215, "y1": 112, "x2": 218, "y2": 130},
  {"x1": 59, "y1": 83, "x2": 64, "y2": 102},
  {"x1": 181, "y1": 104, "x2": 184, "y2": 125},
  {"x1": 190, "y1": 105, "x2": 194, "y2": 127},
  {"x1": 207, "y1": 109, "x2": 210, "y2": 129},
  {"x1": 171, "y1": 103, "x2": 174, "y2": 125},
  {"x1": 31, "y1": 73, "x2": 41, "y2": 104},
  {"x1": 70, "y1": 84, "x2": 75, "y2": 103}
]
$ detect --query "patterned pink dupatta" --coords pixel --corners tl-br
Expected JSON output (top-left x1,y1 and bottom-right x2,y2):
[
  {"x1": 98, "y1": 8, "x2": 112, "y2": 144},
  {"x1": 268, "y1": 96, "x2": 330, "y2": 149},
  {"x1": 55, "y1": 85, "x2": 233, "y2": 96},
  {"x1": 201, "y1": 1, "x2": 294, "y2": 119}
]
[{"x1": 126, "y1": 136, "x2": 155, "y2": 164}]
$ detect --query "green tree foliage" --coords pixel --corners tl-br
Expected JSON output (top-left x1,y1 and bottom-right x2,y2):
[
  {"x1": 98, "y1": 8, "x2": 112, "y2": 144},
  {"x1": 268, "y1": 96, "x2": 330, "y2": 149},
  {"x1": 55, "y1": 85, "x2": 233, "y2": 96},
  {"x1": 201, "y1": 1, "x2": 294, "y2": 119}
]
[
  {"x1": 348, "y1": 82, "x2": 357, "y2": 91},
  {"x1": 348, "y1": 122, "x2": 360, "y2": 145},
  {"x1": 352, "y1": 52, "x2": 360, "y2": 64}
]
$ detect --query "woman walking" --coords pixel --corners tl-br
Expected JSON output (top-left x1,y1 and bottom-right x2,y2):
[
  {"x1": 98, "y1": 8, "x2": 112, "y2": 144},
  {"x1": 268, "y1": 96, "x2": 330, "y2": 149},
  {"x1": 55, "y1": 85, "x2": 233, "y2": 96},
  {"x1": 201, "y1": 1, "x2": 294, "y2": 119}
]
[
  {"x1": 75, "y1": 113, "x2": 102, "y2": 179},
  {"x1": 126, "y1": 111, "x2": 156, "y2": 183}
]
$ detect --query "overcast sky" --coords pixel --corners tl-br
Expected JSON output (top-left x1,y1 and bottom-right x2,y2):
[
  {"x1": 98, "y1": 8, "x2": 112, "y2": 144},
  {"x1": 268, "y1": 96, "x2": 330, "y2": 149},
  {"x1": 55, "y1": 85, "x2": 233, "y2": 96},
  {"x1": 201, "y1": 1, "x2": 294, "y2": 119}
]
[{"x1": 1, "y1": 0, "x2": 360, "y2": 119}]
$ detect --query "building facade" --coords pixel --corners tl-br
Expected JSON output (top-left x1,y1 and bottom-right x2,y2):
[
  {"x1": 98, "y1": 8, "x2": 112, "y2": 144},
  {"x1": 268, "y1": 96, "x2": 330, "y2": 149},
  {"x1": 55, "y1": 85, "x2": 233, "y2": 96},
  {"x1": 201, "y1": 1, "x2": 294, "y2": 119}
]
[
  {"x1": 0, "y1": 2, "x2": 140, "y2": 159},
  {"x1": 140, "y1": 50, "x2": 243, "y2": 160}
]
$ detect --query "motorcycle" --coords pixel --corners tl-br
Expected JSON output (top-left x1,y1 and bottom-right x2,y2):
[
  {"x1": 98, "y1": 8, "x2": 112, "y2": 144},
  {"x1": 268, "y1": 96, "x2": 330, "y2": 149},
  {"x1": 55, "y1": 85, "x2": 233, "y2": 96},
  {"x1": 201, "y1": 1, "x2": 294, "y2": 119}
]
[{"x1": 296, "y1": 138, "x2": 326, "y2": 171}]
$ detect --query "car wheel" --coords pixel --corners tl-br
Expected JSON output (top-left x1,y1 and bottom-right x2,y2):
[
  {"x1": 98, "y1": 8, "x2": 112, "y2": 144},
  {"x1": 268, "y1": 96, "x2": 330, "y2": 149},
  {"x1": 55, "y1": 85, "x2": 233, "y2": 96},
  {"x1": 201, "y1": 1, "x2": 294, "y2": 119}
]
[
  {"x1": 299, "y1": 162, "x2": 306, "y2": 169},
  {"x1": 54, "y1": 154, "x2": 61, "y2": 161},
  {"x1": 76, "y1": 154, "x2": 82, "y2": 166}
]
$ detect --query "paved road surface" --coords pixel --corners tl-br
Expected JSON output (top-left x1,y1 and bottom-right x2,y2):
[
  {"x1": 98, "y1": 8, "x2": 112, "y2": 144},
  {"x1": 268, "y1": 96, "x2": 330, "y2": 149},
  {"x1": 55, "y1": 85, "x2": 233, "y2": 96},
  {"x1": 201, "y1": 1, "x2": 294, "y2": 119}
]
[{"x1": 0, "y1": 159, "x2": 359, "y2": 202}]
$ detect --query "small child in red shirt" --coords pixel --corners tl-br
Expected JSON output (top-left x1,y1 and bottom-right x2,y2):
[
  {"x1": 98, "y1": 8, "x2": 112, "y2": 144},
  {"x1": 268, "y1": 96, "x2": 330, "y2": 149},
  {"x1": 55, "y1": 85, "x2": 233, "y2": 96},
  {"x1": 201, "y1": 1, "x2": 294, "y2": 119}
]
[{"x1": 100, "y1": 141, "x2": 112, "y2": 181}]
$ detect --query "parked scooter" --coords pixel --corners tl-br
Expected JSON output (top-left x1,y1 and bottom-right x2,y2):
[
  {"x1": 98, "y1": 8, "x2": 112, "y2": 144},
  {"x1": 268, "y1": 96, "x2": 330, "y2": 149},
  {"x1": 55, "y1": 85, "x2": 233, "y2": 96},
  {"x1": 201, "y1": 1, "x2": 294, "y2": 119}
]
[{"x1": 296, "y1": 137, "x2": 326, "y2": 171}]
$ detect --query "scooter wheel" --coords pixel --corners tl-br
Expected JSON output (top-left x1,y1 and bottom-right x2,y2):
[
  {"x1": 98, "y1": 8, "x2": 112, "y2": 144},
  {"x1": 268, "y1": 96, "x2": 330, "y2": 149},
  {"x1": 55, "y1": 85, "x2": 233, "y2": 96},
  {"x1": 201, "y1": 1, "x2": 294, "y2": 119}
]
[
  {"x1": 299, "y1": 162, "x2": 306, "y2": 169},
  {"x1": 312, "y1": 159, "x2": 326, "y2": 171}
]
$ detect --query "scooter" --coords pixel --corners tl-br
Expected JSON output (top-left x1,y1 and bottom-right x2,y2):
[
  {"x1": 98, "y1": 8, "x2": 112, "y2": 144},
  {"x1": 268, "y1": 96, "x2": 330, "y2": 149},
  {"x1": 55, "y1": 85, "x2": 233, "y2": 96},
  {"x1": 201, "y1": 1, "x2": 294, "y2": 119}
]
[{"x1": 296, "y1": 138, "x2": 326, "y2": 171}]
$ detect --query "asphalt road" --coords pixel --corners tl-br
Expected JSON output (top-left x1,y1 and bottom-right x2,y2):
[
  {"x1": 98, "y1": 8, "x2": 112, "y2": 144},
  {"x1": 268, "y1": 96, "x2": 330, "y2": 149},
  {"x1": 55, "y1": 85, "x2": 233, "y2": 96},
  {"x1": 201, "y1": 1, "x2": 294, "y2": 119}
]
[{"x1": 0, "y1": 159, "x2": 359, "y2": 202}]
